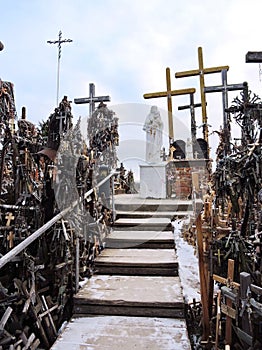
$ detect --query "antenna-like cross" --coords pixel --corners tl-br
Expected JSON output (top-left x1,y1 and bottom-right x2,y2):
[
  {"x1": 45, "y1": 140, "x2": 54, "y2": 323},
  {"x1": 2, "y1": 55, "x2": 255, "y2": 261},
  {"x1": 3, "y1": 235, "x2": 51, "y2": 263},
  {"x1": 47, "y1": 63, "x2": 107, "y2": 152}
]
[{"x1": 47, "y1": 31, "x2": 73, "y2": 106}]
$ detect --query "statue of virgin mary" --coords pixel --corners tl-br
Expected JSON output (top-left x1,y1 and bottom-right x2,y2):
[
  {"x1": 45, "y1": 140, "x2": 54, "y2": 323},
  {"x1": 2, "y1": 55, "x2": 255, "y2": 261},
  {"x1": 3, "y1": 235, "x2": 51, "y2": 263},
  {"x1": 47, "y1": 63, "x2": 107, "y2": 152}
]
[{"x1": 143, "y1": 106, "x2": 163, "y2": 163}]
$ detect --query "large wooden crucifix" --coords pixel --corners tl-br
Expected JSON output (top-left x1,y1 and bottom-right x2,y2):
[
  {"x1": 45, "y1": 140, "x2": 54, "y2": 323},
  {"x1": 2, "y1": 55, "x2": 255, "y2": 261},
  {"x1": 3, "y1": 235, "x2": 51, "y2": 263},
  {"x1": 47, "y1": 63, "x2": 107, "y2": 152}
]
[
  {"x1": 175, "y1": 47, "x2": 229, "y2": 149},
  {"x1": 143, "y1": 67, "x2": 195, "y2": 143},
  {"x1": 74, "y1": 83, "x2": 111, "y2": 117},
  {"x1": 204, "y1": 69, "x2": 246, "y2": 155}
]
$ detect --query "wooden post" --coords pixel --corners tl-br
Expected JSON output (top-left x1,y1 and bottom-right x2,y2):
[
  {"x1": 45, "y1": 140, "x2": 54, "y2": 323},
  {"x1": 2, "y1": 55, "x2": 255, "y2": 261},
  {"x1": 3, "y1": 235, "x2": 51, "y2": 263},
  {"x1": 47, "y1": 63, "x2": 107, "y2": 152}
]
[
  {"x1": 196, "y1": 213, "x2": 210, "y2": 340},
  {"x1": 215, "y1": 290, "x2": 221, "y2": 350},
  {"x1": 239, "y1": 272, "x2": 252, "y2": 336},
  {"x1": 225, "y1": 259, "x2": 234, "y2": 345}
]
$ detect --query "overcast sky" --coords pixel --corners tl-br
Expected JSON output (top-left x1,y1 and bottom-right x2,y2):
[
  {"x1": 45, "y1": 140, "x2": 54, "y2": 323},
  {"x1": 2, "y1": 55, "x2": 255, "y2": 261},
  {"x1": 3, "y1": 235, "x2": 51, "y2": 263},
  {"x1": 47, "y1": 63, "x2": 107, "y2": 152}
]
[{"x1": 1, "y1": 0, "x2": 262, "y2": 174}]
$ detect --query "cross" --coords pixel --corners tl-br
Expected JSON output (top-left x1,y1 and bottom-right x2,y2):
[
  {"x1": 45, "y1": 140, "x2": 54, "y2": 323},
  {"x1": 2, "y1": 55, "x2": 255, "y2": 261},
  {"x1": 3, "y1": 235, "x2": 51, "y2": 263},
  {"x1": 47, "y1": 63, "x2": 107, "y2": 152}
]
[
  {"x1": 178, "y1": 93, "x2": 202, "y2": 144},
  {"x1": 74, "y1": 83, "x2": 111, "y2": 117},
  {"x1": 7, "y1": 231, "x2": 15, "y2": 249},
  {"x1": 143, "y1": 67, "x2": 195, "y2": 143},
  {"x1": 56, "y1": 112, "x2": 66, "y2": 135},
  {"x1": 204, "y1": 69, "x2": 246, "y2": 155},
  {"x1": 47, "y1": 31, "x2": 73, "y2": 106},
  {"x1": 5, "y1": 212, "x2": 14, "y2": 226},
  {"x1": 175, "y1": 47, "x2": 229, "y2": 150}
]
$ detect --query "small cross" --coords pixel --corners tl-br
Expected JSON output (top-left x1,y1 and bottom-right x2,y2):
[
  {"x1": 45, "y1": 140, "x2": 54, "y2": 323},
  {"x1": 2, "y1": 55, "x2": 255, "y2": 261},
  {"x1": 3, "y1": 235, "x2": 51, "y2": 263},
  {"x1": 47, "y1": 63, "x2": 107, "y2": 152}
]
[
  {"x1": 5, "y1": 212, "x2": 14, "y2": 226},
  {"x1": 7, "y1": 231, "x2": 15, "y2": 249},
  {"x1": 74, "y1": 83, "x2": 110, "y2": 117},
  {"x1": 56, "y1": 112, "x2": 66, "y2": 135}
]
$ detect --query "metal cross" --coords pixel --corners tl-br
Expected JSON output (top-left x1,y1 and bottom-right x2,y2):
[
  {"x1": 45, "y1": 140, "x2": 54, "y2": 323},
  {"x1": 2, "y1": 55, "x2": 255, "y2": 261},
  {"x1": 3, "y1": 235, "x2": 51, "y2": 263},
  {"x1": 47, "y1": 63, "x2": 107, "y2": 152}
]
[
  {"x1": 204, "y1": 70, "x2": 246, "y2": 155},
  {"x1": 178, "y1": 93, "x2": 202, "y2": 144},
  {"x1": 143, "y1": 67, "x2": 195, "y2": 143},
  {"x1": 47, "y1": 31, "x2": 73, "y2": 106},
  {"x1": 74, "y1": 83, "x2": 111, "y2": 117},
  {"x1": 175, "y1": 47, "x2": 229, "y2": 153}
]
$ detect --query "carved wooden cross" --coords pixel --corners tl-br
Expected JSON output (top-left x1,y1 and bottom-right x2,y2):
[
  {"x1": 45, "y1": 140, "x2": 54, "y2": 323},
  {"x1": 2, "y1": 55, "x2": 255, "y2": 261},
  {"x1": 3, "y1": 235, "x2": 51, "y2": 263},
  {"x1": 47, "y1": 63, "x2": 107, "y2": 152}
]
[
  {"x1": 74, "y1": 83, "x2": 110, "y2": 117},
  {"x1": 5, "y1": 212, "x2": 14, "y2": 226},
  {"x1": 175, "y1": 47, "x2": 229, "y2": 149},
  {"x1": 204, "y1": 70, "x2": 246, "y2": 155},
  {"x1": 143, "y1": 67, "x2": 195, "y2": 143}
]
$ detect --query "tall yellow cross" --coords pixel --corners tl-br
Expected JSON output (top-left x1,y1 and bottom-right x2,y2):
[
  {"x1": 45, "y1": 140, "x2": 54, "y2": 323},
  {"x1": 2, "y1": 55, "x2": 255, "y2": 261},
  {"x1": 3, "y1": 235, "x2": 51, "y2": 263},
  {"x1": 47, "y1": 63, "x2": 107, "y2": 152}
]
[
  {"x1": 175, "y1": 47, "x2": 229, "y2": 146},
  {"x1": 143, "y1": 67, "x2": 195, "y2": 143}
]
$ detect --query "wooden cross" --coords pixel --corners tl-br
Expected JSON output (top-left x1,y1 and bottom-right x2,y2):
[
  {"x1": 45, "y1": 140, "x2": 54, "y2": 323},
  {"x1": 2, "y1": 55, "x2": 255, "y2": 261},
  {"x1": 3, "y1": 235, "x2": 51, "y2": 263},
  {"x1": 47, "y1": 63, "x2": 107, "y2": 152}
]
[
  {"x1": 178, "y1": 93, "x2": 202, "y2": 143},
  {"x1": 7, "y1": 231, "x2": 15, "y2": 249},
  {"x1": 74, "y1": 83, "x2": 111, "y2": 117},
  {"x1": 175, "y1": 47, "x2": 229, "y2": 148},
  {"x1": 143, "y1": 67, "x2": 195, "y2": 143},
  {"x1": 5, "y1": 212, "x2": 14, "y2": 226},
  {"x1": 204, "y1": 69, "x2": 246, "y2": 155}
]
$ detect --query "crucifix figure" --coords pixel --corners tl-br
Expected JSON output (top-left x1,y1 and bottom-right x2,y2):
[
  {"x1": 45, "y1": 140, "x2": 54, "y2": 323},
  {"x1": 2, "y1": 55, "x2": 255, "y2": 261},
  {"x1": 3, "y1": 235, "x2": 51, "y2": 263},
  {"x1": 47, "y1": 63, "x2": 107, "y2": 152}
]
[
  {"x1": 143, "y1": 67, "x2": 195, "y2": 144},
  {"x1": 175, "y1": 47, "x2": 229, "y2": 153},
  {"x1": 47, "y1": 31, "x2": 73, "y2": 106},
  {"x1": 74, "y1": 83, "x2": 111, "y2": 117},
  {"x1": 204, "y1": 69, "x2": 246, "y2": 155}
]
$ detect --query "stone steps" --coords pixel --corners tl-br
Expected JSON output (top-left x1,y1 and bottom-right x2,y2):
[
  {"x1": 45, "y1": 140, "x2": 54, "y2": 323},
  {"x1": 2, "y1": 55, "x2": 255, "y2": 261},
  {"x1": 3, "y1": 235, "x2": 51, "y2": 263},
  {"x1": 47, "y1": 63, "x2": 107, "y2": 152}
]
[{"x1": 51, "y1": 194, "x2": 191, "y2": 349}]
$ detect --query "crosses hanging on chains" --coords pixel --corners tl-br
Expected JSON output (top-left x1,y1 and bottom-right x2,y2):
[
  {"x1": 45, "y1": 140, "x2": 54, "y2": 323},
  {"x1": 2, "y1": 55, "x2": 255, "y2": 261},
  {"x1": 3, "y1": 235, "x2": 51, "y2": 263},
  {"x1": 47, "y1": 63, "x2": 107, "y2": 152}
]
[{"x1": 47, "y1": 31, "x2": 73, "y2": 106}]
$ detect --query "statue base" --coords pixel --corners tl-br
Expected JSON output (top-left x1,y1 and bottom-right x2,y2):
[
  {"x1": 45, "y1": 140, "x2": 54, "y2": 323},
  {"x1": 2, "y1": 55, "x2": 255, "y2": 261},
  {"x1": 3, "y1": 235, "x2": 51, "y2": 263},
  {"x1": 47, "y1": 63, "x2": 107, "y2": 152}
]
[{"x1": 139, "y1": 162, "x2": 167, "y2": 199}]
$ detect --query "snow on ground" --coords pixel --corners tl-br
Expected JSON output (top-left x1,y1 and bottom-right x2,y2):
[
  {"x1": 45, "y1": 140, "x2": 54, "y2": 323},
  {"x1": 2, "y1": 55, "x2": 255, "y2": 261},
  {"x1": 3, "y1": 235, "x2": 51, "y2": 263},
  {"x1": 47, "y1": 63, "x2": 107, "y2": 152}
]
[{"x1": 172, "y1": 219, "x2": 201, "y2": 304}]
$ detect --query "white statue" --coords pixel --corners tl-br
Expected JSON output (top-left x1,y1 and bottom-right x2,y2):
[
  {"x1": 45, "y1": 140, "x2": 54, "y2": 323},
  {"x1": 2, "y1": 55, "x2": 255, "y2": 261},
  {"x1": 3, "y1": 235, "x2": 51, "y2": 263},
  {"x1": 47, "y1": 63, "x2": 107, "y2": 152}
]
[
  {"x1": 186, "y1": 137, "x2": 193, "y2": 159},
  {"x1": 143, "y1": 106, "x2": 163, "y2": 163}
]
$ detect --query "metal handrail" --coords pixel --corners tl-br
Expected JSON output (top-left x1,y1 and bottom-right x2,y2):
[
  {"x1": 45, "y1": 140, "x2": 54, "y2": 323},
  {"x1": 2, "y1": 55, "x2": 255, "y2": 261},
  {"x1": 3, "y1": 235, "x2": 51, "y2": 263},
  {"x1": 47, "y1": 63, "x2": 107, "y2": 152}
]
[{"x1": 0, "y1": 170, "x2": 117, "y2": 271}]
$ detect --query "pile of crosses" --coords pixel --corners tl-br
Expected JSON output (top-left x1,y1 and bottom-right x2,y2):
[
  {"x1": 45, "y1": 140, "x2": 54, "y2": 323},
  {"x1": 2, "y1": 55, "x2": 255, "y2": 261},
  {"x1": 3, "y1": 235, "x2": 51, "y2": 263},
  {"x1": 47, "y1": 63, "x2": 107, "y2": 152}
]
[
  {"x1": 0, "y1": 81, "x2": 119, "y2": 348},
  {"x1": 185, "y1": 86, "x2": 262, "y2": 349}
]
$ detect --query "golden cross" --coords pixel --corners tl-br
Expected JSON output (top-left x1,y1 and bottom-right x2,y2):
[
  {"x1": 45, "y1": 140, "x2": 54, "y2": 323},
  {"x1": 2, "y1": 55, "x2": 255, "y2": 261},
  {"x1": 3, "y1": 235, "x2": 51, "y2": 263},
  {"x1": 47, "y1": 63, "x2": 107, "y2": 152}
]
[
  {"x1": 143, "y1": 67, "x2": 195, "y2": 142},
  {"x1": 175, "y1": 47, "x2": 229, "y2": 146},
  {"x1": 5, "y1": 212, "x2": 15, "y2": 226}
]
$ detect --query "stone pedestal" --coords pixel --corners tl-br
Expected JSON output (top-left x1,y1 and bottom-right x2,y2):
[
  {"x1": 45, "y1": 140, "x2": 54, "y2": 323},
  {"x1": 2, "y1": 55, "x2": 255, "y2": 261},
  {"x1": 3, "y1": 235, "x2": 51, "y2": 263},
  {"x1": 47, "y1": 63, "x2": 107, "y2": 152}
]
[{"x1": 139, "y1": 163, "x2": 167, "y2": 199}]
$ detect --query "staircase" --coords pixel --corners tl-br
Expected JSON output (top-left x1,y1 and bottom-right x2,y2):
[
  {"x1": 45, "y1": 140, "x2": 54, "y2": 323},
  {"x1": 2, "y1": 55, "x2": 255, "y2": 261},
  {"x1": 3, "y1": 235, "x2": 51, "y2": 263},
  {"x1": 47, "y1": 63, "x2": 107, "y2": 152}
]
[{"x1": 51, "y1": 194, "x2": 192, "y2": 350}]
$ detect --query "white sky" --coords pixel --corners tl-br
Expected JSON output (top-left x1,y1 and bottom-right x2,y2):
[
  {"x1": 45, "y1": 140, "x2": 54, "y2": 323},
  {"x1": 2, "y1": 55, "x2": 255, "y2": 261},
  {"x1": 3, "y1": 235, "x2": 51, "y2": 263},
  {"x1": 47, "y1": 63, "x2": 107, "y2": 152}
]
[{"x1": 1, "y1": 0, "x2": 262, "y2": 175}]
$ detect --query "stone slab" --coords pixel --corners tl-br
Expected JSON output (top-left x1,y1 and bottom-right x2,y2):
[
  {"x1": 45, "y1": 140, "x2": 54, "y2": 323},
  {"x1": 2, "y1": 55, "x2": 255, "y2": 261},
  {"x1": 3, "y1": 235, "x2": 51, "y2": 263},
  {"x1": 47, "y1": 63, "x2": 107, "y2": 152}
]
[
  {"x1": 51, "y1": 316, "x2": 191, "y2": 350},
  {"x1": 74, "y1": 275, "x2": 184, "y2": 317},
  {"x1": 140, "y1": 163, "x2": 167, "y2": 198},
  {"x1": 94, "y1": 249, "x2": 178, "y2": 276},
  {"x1": 105, "y1": 230, "x2": 175, "y2": 249},
  {"x1": 95, "y1": 248, "x2": 178, "y2": 264},
  {"x1": 114, "y1": 193, "x2": 196, "y2": 212},
  {"x1": 113, "y1": 217, "x2": 172, "y2": 231}
]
